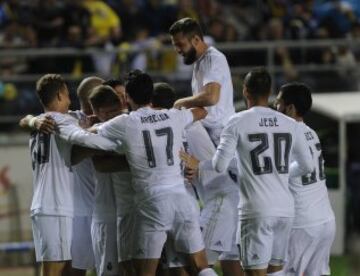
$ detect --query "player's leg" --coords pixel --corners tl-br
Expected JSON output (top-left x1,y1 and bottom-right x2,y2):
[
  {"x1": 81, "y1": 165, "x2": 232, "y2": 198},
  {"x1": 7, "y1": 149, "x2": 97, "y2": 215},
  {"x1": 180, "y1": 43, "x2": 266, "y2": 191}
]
[
  {"x1": 91, "y1": 219, "x2": 118, "y2": 276},
  {"x1": 71, "y1": 216, "x2": 95, "y2": 276},
  {"x1": 117, "y1": 214, "x2": 135, "y2": 275},
  {"x1": 305, "y1": 220, "x2": 336, "y2": 276},
  {"x1": 240, "y1": 218, "x2": 279, "y2": 276},
  {"x1": 283, "y1": 226, "x2": 315, "y2": 276},
  {"x1": 133, "y1": 259, "x2": 161, "y2": 276},
  {"x1": 132, "y1": 197, "x2": 172, "y2": 276},
  {"x1": 267, "y1": 217, "x2": 293, "y2": 276},
  {"x1": 119, "y1": 260, "x2": 135, "y2": 275},
  {"x1": 220, "y1": 260, "x2": 243, "y2": 276},
  {"x1": 160, "y1": 237, "x2": 189, "y2": 276},
  {"x1": 172, "y1": 195, "x2": 217, "y2": 275},
  {"x1": 218, "y1": 203, "x2": 243, "y2": 276},
  {"x1": 42, "y1": 261, "x2": 72, "y2": 276},
  {"x1": 32, "y1": 215, "x2": 73, "y2": 276}
]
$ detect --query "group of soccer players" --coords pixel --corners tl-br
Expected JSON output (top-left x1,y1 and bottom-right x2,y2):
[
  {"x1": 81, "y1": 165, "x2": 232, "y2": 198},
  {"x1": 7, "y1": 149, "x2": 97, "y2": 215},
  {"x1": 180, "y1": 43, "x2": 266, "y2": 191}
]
[{"x1": 21, "y1": 17, "x2": 335, "y2": 276}]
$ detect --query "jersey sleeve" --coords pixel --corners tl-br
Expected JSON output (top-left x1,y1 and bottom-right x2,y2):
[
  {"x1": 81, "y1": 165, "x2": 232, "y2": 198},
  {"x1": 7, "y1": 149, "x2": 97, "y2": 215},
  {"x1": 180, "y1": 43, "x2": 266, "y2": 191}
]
[
  {"x1": 289, "y1": 124, "x2": 315, "y2": 177},
  {"x1": 97, "y1": 114, "x2": 128, "y2": 141},
  {"x1": 170, "y1": 108, "x2": 194, "y2": 130},
  {"x1": 51, "y1": 113, "x2": 117, "y2": 151},
  {"x1": 201, "y1": 54, "x2": 224, "y2": 86},
  {"x1": 211, "y1": 117, "x2": 238, "y2": 173}
]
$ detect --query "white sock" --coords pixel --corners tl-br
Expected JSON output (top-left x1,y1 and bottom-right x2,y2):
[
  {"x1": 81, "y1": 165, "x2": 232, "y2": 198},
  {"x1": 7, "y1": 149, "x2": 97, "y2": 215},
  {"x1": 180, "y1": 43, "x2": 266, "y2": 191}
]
[
  {"x1": 198, "y1": 267, "x2": 218, "y2": 276},
  {"x1": 267, "y1": 270, "x2": 285, "y2": 276}
]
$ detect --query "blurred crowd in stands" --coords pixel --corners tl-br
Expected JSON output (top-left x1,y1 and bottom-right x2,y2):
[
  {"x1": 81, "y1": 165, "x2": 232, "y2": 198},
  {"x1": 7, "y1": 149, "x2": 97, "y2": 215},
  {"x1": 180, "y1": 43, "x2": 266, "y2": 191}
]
[{"x1": 1, "y1": 0, "x2": 360, "y2": 119}]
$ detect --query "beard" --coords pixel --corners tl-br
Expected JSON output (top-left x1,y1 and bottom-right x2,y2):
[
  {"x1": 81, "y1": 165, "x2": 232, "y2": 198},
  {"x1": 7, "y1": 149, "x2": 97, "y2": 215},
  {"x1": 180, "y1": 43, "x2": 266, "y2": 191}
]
[{"x1": 183, "y1": 46, "x2": 197, "y2": 65}]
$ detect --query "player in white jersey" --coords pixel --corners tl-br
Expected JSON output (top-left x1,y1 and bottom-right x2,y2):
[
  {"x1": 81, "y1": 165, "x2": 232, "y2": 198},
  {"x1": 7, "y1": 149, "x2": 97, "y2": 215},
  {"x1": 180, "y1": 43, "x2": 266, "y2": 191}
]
[
  {"x1": 88, "y1": 84, "x2": 134, "y2": 276},
  {"x1": 152, "y1": 82, "x2": 243, "y2": 276},
  {"x1": 181, "y1": 68, "x2": 314, "y2": 276},
  {"x1": 96, "y1": 70, "x2": 217, "y2": 276},
  {"x1": 92, "y1": 83, "x2": 135, "y2": 275},
  {"x1": 68, "y1": 76, "x2": 104, "y2": 275},
  {"x1": 275, "y1": 83, "x2": 335, "y2": 276},
  {"x1": 21, "y1": 76, "x2": 105, "y2": 276},
  {"x1": 169, "y1": 17, "x2": 235, "y2": 145},
  {"x1": 27, "y1": 74, "x2": 118, "y2": 276}
]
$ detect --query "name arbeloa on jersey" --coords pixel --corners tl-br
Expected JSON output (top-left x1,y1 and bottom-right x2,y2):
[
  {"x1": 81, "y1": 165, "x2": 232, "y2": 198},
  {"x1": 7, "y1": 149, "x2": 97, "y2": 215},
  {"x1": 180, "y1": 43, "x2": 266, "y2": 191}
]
[
  {"x1": 258, "y1": 117, "x2": 279, "y2": 127},
  {"x1": 140, "y1": 113, "x2": 170, "y2": 124}
]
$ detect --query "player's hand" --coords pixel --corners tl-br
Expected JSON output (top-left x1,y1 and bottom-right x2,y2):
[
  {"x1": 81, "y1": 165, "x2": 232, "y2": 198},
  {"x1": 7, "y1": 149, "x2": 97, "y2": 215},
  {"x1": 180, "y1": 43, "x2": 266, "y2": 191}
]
[
  {"x1": 173, "y1": 98, "x2": 188, "y2": 109},
  {"x1": 184, "y1": 167, "x2": 198, "y2": 181},
  {"x1": 34, "y1": 115, "x2": 55, "y2": 134},
  {"x1": 180, "y1": 150, "x2": 200, "y2": 181},
  {"x1": 79, "y1": 115, "x2": 100, "y2": 128}
]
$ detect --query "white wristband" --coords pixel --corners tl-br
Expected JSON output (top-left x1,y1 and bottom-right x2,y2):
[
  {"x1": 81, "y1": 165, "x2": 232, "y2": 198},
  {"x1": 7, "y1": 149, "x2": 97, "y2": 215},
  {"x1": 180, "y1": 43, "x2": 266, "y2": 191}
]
[{"x1": 28, "y1": 117, "x2": 37, "y2": 129}]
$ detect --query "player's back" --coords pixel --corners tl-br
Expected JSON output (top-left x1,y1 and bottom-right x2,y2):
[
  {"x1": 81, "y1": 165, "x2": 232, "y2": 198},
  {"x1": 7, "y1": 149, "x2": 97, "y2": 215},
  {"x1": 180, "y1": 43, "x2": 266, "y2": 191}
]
[
  {"x1": 116, "y1": 107, "x2": 192, "y2": 200},
  {"x1": 30, "y1": 113, "x2": 75, "y2": 217},
  {"x1": 290, "y1": 122, "x2": 335, "y2": 228},
  {"x1": 229, "y1": 106, "x2": 307, "y2": 219}
]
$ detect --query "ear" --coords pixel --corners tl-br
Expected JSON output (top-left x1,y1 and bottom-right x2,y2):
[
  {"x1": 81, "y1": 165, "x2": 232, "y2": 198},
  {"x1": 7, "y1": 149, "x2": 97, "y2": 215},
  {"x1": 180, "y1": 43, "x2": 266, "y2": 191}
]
[
  {"x1": 57, "y1": 91, "x2": 62, "y2": 101},
  {"x1": 286, "y1": 104, "x2": 296, "y2": 116},
  {"x1": 242, "y1": 86, "x2": 249, "y2": 99},
  {"x1": 192, "y1": 35, "x2": 201, "y2": 46}
]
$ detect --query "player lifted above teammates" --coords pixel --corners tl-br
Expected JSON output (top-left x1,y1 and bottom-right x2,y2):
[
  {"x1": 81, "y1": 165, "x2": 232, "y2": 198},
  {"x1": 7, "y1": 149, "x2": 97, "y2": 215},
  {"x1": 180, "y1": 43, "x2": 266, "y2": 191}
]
[{"x1": 169, "y1": 17, "x2": 235, "y2": 145}]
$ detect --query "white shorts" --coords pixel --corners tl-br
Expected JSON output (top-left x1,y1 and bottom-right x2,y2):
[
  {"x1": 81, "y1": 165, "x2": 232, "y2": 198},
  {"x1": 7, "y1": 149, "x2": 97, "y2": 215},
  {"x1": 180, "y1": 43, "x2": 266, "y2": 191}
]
[
  {"x1": 71, "y1": 216, "x2": 95, "y2": 269},
  {"x1": 161, "y1": 237, "x2": 188, "y2": 268},
  {"x1": 91, "y1": 220, "x2": 118, "y2": 276},
  {"x1": 32, "y1": 215, "x2": 72, "y2": 262},
  {"x1": 285, "y1": 219, "x2": 336, "y2": 276},
  {"x1": 117, "y1": 213, "x2": 135, "y2": 262},
  {"x1": 219, "y1": 212, "x2": 241, "y2": 261},
  {"x1": 200, "y1": 193, "x2": 238, "y2": 253},
  {"x1": 133, "y1": 193, "x2": 204, "y2": 259},
  {"x1": 240, "y1": 217, "x2": 293, "y2": 269}
]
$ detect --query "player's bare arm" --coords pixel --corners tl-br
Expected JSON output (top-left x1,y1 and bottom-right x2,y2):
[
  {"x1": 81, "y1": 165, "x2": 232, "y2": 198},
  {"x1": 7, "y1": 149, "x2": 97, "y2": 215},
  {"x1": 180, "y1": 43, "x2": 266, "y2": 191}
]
[
  {"x1": 189, "y1": 107, "x2": 208, "y2": 122},
  {"x1": 92, "y1": 154, "x2": 129, "y2": 172},
  {"x1": 19, "y1": 114, "x2": 56, "y2": 134},
  {"x1": 174, "y1": 82, "x2": 221, "y2": 109}
]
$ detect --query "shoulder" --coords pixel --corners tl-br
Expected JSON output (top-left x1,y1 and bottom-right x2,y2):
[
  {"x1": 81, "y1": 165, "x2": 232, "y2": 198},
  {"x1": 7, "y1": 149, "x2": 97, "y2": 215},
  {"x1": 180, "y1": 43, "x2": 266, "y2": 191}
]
[
  {"x1": 107, "y1": 113, "x2": 129, "y2": 125},
  {"x1": 68, "y1": 110, "x2": 85, "y2": 120},
  {"x1": 48, "y1": 112, "x2": 77, "y2": 125},
  {"x1": 168, "y1": 108, "x2": 191, "y2": 118},
  {"x1": 200, "y1": 47, "x2": 226, "y2": 67},
  {"x1": 303, "y1": 122, "x2": 320, "y2": 141}
]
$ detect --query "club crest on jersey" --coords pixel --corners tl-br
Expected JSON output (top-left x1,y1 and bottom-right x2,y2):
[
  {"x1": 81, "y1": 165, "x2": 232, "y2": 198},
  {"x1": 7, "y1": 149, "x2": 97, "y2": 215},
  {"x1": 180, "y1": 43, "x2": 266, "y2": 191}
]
[{"x1": 259, "y1": 117, "x2": 279, "y2": 127}]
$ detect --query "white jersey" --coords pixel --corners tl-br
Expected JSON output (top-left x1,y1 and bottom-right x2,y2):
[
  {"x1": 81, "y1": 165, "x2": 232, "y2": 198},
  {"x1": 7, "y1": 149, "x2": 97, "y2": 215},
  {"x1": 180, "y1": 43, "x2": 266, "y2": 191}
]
[
  {"x1": 184, "y1": 122, "x2": 239, "y2": 203},
  {"x1": 111, "y1": 172, "x2": 134, "y2": 217},
  {"x1": 69, "y1": 110, "x2": 96, "y2": 217},
  {"x1": 290, "y1": 122, "x2": 335, "y2": 228},
  {"x1": 30, "y1": 112, "x2": 117, "y2": 217},
  {"x1": 98, "y1": 107, "x2": 193, "y2": 201},
  {"x1": 205, "y1": 106, "x2": 313, "y2": 219},
  {"x1": 192, "y1": 46, "x2": 235, "y2": 130},
  {"x1": 92, "y1": 171, "x2": 116, "y2": 222}
]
